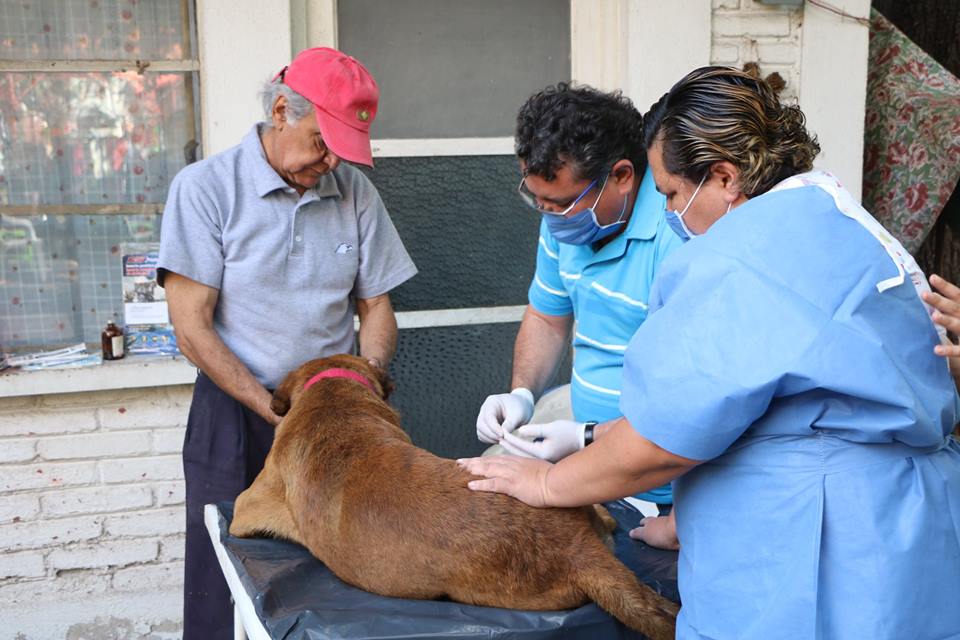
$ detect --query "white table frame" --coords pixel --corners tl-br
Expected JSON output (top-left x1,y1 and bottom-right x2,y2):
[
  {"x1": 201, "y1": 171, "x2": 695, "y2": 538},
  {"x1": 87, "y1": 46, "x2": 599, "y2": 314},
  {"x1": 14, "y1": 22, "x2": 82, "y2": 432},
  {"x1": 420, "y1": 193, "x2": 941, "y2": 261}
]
[
  {"x1": 204, "y1": 499, "x2": 659, "y2": 640},
  {"x1": 204, "y1": 503, "x2": 273, "y2": 640}
]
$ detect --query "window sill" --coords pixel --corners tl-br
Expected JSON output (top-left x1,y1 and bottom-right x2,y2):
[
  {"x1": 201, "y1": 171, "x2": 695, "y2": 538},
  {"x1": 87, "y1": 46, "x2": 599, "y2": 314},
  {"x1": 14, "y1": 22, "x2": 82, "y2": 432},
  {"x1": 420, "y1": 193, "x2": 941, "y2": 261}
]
[{"x1": 0, "y1": 354, "x2": 198, "y2": 398}]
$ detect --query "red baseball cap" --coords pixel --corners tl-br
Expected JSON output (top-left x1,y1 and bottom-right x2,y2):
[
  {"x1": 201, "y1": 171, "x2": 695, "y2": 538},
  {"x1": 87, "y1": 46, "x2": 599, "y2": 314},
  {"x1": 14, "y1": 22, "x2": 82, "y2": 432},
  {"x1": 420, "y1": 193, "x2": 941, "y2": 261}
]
[{"x1": 276, "y1": 47, "x2": 379, "y2": 167}]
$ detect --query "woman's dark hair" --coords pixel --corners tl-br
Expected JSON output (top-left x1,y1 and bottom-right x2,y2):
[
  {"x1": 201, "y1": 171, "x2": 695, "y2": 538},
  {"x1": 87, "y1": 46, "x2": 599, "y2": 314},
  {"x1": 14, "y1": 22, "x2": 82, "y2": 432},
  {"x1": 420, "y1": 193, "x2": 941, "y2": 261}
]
[
  {"x1": 515, "y1": 82, "x2": 646, "y2": 181},
  {"x1": 643, "y1": 66, "x2": 820, "y2": 197}
]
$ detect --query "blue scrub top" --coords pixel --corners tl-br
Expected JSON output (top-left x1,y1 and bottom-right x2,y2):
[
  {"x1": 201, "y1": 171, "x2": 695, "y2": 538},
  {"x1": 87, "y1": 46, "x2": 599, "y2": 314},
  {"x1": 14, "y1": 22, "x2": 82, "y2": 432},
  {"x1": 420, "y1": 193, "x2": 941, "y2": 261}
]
[
  {"x1": 620, "y1": 181, "x2": 960, "y2": 639},
  {"x1": 529, "y1": 167, "x2": 682, "y2": 503}
]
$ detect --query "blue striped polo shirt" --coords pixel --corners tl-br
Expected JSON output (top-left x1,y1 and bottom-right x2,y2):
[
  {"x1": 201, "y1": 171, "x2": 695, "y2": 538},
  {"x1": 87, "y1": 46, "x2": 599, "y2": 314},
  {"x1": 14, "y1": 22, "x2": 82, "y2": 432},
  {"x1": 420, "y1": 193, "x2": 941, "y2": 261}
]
[{"x1": 528, "y1": 167, "x2": 682, "y2": 502}]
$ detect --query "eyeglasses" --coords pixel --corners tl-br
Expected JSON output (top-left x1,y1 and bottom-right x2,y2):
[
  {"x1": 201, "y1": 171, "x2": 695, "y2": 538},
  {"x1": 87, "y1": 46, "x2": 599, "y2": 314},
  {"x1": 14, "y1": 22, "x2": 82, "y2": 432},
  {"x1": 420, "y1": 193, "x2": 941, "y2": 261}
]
[{"x1": 517, "y1": 175, "x2": 602, "y2": 216}]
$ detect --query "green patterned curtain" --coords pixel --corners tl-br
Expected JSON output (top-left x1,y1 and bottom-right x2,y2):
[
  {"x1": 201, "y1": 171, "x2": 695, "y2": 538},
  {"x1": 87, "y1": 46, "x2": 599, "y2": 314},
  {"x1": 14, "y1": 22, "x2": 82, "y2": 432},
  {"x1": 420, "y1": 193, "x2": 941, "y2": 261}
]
[{"x1": 862, "y1": 10, "x2": 960, "y2": 254}]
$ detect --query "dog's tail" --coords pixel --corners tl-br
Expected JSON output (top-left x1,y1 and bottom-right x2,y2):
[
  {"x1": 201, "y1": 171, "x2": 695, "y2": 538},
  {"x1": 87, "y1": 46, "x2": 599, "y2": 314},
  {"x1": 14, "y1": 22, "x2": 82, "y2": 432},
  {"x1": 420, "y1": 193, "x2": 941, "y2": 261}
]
[{"x1": 573, "y1": 546, "x2": 679, "y2": 640}]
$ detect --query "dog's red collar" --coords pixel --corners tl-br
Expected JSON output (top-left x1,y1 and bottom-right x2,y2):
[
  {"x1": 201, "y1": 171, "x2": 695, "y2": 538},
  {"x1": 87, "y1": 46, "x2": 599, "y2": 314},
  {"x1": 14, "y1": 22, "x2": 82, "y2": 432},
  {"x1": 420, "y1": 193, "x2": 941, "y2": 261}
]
[{"x1": 303, "y1": 368, "x2": 377, "y2": 393}]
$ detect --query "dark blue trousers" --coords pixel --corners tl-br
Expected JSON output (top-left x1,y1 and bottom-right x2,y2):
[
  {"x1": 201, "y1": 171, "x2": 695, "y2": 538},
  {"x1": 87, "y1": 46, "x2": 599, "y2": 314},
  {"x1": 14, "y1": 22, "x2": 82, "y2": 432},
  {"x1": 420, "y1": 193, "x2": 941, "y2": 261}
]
[{"x1": 182, "y1": 373, "x2": 274, "y2": 640}]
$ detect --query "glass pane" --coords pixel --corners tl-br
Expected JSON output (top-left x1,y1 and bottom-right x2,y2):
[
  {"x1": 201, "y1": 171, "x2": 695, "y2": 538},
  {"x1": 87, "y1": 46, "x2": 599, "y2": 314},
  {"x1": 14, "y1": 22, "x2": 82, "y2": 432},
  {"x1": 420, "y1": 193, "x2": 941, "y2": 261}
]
[
  {"x1": 0, "y1": 71, "x2": 197, "y2": 206},
  {"x1": 0, "y1": 0, "x2": 191, "y2": 60},
  {"x1": 338, "y1": 0, "x2": 570, "y2": 138},
  {"x1": 1, "y1": 212, "x2": 161, "y2": 350},
  {"x1": 361, "y1": 156, "x2": 537, "y2": 312}
]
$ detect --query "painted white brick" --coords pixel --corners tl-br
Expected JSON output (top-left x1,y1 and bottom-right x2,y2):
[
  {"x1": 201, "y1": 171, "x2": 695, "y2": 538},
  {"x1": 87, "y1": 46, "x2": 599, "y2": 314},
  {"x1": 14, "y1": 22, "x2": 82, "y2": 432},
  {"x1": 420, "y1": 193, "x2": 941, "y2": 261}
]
[
  {"x1": 166, "y1": 385, "x2": 194, "y2": 408},
  {"x1": 0, "y1": 514, "x2": 101, "y2": 551},
  {"x1": 757, "y1": 42, "x2": 799, "y2": 64},
  {"x1": 97, "y1": 397, "x2": 189, "y2": 431},
  {"x1": 112, "y1": 560, "x2": 183, "y2": 591},
  {"x1": 159, "y1": 534, "x2": 185, "y2": 561},
  {"x1": 0, "y1": 549, "x2": 46, "y2": 578},
  {"x1": 713, "y1": 13, "x2": 791, "y2": 38},
  {"x1": 0, "y1": 572, "x2": 111, "y2": 604},
  {"x1": 37, "y1": 431, "x2": 153, "y2": 461},
  {"x1": 741, "y1": 0, "x2": 789, "y2": 8},
  {"x1": 105, "y1": 507, "x2": 184, "y2": 537},
  {"x1": 152, "y1": 427, "x2": 185, "y2": 454},
  {"x1": 48, "y1": 539, "x2": 157, "y2": 571},
  {"x1": 35, "y1": 386, "x2": 149, "y2": 409},
  {"x1": 0, "y1": 460, "x2": 98, "y2": 493},
  {"x1": 0, "y1": 394, "x2": 39, "y2": 412},
  {"x1": 711, "y1": 44, "x2": 741, "y2": 64},
  {"x1": 41, "y1": 485, "x2": 154, "y2": 518},
  {"x1": 0, "y1": 409, "x2": 98, "y2": 436},
  {"x1": 0, "y1": 494, "x2": 41, "y2": 524},
  {"x1": 100, "y1": 455, "x2": 183, "y2": 484},
  {"x1": 154, "y1": 481, "x2": 185, "y2": 506},
  {"x1": 39, "y1": 387, "x2": 166, "y2": 409},
  {"x1": 0, "y1": 438, "x2": 36, "y2": 463}
]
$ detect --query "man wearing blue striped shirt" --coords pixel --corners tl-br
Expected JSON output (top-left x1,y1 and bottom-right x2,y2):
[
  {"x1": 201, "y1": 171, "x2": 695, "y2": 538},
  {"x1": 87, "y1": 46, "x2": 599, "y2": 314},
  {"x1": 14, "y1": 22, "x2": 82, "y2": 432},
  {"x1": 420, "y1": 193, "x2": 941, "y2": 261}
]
[{"x1": 475, "y1": 83, "x2": 682, "y2": 545}]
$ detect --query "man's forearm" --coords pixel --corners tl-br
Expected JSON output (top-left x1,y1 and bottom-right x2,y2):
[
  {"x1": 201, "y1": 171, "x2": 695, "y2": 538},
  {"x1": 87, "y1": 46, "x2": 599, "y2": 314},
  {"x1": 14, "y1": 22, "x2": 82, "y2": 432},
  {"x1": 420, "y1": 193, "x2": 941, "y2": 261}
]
[
  {"x1": 165, "y1": 272, "x2": 279, "y2": 425},
  {"x1": 511, "y1": 307, "x2": 573, "y2": 397},
  {"x1": 178, "y1": 326, "x2": 278, "y2": 425},
  {"x1": 356, "y1": 295, "x2": 398, "y2": 366}
]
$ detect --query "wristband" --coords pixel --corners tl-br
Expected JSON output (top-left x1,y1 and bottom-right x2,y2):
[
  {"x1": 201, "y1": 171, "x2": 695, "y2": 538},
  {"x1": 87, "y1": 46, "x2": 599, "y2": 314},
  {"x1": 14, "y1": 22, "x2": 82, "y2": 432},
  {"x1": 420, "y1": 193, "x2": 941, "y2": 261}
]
[{"x1": 581, "y1": 421, "x2": 598, "y2": 449}]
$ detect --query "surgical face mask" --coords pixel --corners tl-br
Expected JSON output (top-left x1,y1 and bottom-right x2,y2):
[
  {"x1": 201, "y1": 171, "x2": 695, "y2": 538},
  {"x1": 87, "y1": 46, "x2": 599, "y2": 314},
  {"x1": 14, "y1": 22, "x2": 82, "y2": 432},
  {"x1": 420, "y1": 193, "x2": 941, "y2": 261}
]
[
  {"x1": 664, "y1": 174, "x2": 707, "y2": 242},
  {"x1": 541, "y1": 175, "x2": 628, "y2": 245}
]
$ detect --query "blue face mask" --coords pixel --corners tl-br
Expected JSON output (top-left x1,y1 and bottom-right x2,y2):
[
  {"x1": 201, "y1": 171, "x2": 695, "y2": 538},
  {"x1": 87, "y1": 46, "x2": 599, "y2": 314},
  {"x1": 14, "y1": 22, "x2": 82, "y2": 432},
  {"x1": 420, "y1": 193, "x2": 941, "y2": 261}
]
[
  {"x1": 664, "y1": 174, "x2": 706, "y2": 242},
  {"x1": 543, "y1": 175, "x2": 628, "y2": 245}
]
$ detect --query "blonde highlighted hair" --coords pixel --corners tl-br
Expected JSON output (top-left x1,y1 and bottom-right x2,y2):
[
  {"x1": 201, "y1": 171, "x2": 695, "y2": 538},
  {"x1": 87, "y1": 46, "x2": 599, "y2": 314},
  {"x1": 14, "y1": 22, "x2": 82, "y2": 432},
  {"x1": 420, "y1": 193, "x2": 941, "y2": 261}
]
[{"x1": 643, "y1": 66, "x2": 820, "y2": 197}]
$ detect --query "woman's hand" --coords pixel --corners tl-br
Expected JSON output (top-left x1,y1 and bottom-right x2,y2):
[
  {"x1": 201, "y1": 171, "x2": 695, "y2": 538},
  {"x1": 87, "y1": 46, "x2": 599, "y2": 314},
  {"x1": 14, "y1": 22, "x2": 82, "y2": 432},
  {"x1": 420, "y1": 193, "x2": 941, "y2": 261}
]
[{"x1": 457, "y1": 455, "x2": 553, "y2": 507}]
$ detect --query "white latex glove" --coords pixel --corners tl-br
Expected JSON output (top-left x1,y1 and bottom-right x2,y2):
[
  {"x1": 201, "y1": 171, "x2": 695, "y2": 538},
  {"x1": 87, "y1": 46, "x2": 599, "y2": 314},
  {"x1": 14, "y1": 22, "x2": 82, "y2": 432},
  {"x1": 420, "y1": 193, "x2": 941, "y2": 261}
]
[
  {"x1": 476, "y1": 388, "x2": 535, "y2": 443},
  {"x1": 499, "y1": 419, "x2": 585, "y2": 462}
]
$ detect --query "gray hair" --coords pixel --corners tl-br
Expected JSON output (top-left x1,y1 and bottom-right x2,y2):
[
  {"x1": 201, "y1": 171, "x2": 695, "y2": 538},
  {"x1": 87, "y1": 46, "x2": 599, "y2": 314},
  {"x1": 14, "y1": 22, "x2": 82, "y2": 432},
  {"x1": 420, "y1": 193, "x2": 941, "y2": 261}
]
[{"x1": 259, "y1": 77, "x2": 315, "y2": 126}]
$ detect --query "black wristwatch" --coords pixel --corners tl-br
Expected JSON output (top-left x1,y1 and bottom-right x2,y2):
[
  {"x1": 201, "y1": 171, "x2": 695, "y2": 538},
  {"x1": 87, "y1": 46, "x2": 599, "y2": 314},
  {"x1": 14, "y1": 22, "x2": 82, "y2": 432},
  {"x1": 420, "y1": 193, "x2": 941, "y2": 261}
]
[{"x1": 582, "y1": 421, "x2": 598, "y2": 447}]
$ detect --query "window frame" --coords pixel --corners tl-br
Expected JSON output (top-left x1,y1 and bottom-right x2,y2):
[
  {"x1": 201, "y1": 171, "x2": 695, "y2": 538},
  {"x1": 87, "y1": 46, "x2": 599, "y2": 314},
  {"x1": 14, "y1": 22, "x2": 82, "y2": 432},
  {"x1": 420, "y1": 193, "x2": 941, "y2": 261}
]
[
  {"x1": 0, "y1": 0, "x2": 202, "y2": 218},
  {"x1": 294, "y1": 0, "x2": 590, "y2": 159}
]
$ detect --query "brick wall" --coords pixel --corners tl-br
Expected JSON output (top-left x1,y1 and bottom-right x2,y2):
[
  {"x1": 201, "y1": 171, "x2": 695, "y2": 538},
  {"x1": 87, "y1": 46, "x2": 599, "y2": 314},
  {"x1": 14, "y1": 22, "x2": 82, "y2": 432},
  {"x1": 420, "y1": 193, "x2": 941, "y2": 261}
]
[
  {"x1": 0, "y1": 385, "x2": 190, "y2": 639},
  {"x1": 711, "y1": 0, "x2": 803, "y2": 100}
]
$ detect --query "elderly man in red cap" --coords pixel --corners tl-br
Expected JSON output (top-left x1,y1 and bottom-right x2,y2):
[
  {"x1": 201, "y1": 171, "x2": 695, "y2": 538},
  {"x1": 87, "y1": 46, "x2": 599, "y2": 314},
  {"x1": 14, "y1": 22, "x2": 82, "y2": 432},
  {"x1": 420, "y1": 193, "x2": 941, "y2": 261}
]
[{"x1": 158, "y1": 48, "x2": 417, "y2": 639}]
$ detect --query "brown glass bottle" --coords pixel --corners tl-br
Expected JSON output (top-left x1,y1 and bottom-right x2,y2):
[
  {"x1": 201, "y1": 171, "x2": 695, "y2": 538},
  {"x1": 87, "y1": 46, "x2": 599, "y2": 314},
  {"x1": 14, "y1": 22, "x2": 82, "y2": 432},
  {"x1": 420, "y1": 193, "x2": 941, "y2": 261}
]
[{"x1": 101, "y1": 320, "x2": 125, "y2": 360}]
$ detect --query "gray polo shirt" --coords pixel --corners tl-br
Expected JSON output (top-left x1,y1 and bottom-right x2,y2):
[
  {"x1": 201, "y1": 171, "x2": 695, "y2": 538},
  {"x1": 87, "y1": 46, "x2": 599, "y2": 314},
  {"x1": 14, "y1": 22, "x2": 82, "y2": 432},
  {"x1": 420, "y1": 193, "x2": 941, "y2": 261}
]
[{"x1": 158, "y1": 124, "x2": 417, "y2": 388}]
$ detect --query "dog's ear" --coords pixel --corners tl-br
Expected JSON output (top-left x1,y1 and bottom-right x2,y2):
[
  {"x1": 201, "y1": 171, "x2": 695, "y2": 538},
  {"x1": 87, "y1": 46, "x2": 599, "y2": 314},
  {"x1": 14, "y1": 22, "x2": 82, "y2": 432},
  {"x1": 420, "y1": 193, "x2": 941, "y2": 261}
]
[
  {"x1": 374, "y1": 364, "x2": 395, "y2": 401},
  {"x1": 270, "y1": 390, "x2": 291, "y2": 417},
  {"x1": 270, "y1": 374, "x2": 297, "y2": 416},
  {"x1": 270, "y1": 392, "x2": 290, "y2": 417}
]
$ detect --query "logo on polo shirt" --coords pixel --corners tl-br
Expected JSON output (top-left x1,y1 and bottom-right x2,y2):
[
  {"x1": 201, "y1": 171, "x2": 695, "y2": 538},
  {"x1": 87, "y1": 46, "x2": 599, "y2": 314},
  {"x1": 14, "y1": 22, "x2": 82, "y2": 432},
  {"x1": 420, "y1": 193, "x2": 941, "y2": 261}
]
[{"x1": 336, "y1": 243, "x2": 354, "y2": 254}]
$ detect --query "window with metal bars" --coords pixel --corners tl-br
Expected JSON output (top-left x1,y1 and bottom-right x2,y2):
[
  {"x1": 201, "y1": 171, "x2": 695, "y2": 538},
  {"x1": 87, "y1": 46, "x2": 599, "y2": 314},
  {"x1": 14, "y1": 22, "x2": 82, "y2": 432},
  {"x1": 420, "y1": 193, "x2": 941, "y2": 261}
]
[{"x1": 0, "y1": 0, "x2": 200, "y2": 351}]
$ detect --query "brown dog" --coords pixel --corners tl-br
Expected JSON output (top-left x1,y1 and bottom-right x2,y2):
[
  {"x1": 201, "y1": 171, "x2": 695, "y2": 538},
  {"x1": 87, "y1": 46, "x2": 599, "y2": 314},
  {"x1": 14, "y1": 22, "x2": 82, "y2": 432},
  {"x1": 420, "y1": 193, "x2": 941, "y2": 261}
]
[{"x1": 230, "y1": 355, "x2": 678, "y2": 639}]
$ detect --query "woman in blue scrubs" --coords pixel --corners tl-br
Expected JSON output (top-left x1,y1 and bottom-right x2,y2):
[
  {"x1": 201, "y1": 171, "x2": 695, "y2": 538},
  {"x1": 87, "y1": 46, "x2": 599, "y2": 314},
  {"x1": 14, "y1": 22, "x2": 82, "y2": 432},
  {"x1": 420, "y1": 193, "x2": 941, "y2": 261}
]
[{"x1": 459, "y1": 67, "x2": 960, "y2": 640}]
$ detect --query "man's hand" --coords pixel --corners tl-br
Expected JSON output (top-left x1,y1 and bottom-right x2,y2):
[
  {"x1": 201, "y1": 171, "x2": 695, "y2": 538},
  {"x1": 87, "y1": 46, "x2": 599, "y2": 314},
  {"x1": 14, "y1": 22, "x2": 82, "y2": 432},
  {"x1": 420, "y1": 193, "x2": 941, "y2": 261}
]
[
  {"x1": 475, "y1": 388, "x2": 535, "y2": 443},
  {"x1": 925, "y1": 274, "x2": 960, "y2": 353},
  {"x1": 923, "y1": 275, "x2": 960, "y2": 386},
  {"x1": 629, "y1": 509, "x2": 680, "y2": 550},
  {"x1": 457, "y1": 454, "x2": 553, "y2": 507},
  {"x1": 499, "y1": 420, "x2": 585, "y2": 462}
]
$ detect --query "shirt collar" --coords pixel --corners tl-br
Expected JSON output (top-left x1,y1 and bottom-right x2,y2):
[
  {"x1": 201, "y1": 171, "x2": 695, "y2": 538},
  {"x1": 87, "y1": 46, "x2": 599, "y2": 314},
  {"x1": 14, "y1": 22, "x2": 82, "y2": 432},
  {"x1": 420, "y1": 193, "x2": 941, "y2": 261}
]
[
  {"x1": 624, "y1": 166, "x2": 665, "y2": 241},
  {"x1": 243, "y1": 124, "x2": 342, "y2": 200},
  {"x1": 584, "y1": 167, "x2": 665, "y2": 263}
]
